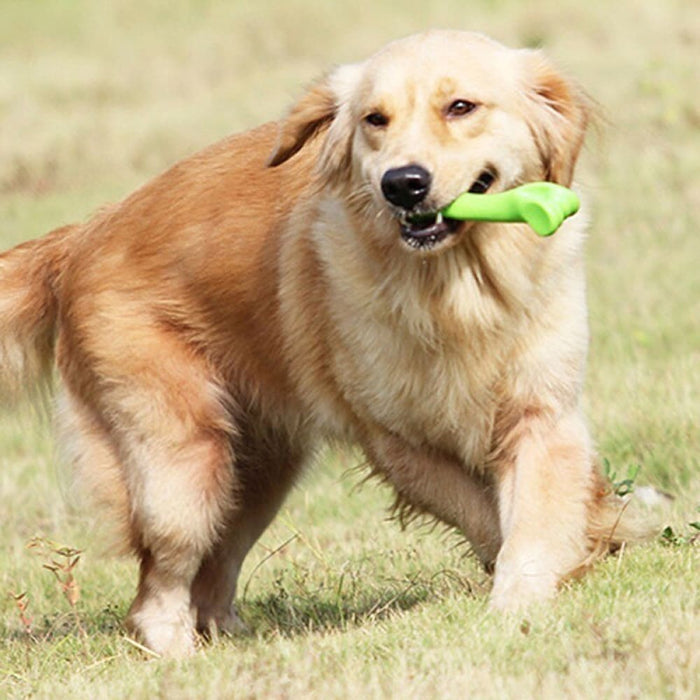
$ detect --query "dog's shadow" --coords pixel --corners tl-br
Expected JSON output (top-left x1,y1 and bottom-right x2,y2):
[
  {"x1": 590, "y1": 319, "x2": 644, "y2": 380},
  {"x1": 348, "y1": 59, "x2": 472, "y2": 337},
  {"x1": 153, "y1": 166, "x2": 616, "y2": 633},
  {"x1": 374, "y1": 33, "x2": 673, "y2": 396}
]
[
  {"x1": 241, "y1": 590, "x2": 425, "y2": 639},
  {"x1": 3, "y1": 572, "x2": 482, "y2": 650},
  {"x1": 3, "y1": 589, "x2": 429, "y2": 654},
  {"x1": 238, "y1": 569, "x2": 482, "y2": 640}
]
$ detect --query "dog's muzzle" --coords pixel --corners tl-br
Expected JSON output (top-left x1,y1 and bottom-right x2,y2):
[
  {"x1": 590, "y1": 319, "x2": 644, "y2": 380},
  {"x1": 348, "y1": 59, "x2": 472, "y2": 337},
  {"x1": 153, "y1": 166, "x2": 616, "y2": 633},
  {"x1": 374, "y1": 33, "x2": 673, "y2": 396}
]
[{"x1": 388, "y1": 168, "x2": 497, "y2": 251}]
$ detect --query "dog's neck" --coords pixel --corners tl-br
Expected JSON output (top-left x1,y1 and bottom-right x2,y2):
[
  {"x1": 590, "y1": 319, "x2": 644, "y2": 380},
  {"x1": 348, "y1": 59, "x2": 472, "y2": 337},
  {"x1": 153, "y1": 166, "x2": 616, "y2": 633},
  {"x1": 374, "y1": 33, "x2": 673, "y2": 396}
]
[{"x1": 310, "y1": 194, "x2": 542, "y2": 348}]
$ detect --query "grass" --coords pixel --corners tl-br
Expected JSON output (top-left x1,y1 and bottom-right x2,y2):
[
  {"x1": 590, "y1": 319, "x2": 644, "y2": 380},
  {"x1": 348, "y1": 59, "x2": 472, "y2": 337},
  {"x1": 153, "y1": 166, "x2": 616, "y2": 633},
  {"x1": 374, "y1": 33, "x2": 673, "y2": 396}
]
[{"x1": 1, "y1": 0, "x2": 698, "y2": 697}]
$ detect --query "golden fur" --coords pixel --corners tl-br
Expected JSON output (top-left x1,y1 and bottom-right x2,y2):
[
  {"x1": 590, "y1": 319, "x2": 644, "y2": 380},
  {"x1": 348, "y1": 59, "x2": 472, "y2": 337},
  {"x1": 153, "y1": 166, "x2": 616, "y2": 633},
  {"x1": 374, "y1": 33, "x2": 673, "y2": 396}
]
[{"x1": 0, "y1": 31, "x2": 649, "y2": 657}]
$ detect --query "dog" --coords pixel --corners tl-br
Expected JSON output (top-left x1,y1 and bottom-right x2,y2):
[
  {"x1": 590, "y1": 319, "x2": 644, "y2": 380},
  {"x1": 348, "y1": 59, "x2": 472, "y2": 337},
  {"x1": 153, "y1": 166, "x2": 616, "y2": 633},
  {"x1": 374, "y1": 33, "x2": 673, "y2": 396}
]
[{"x1": 0, "y1": 31, "x2": 649, "y2": 657}]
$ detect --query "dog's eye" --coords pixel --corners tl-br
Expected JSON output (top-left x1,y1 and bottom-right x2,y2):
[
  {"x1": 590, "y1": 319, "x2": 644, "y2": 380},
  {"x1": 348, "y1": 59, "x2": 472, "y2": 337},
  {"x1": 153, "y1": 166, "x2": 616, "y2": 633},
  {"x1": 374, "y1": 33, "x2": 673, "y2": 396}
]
[
  {"x1": 364, "y1": 111, "x2": 390, "y2": 128},
  {"x1": 446, "y1": 100, "x2": 479, "y2": 118}
]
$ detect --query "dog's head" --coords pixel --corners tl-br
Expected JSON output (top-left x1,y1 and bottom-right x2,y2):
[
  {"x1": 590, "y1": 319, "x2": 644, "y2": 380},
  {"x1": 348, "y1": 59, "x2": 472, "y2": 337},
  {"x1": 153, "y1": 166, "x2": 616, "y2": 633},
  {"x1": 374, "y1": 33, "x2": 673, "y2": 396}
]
[{"x1": 269, "y1": 31, "x2": 590, "y2": 255}]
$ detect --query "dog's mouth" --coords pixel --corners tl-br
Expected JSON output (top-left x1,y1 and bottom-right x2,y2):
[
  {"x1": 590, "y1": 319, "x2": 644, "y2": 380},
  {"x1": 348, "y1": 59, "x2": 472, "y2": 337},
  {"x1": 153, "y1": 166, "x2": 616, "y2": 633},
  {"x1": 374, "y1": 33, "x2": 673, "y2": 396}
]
[
  {"x1": 399, "y1": 210, "x2": 461, "y2": 250},
  {"x1": 399, "y1": 170, "x2": 496, "y2": 251}
]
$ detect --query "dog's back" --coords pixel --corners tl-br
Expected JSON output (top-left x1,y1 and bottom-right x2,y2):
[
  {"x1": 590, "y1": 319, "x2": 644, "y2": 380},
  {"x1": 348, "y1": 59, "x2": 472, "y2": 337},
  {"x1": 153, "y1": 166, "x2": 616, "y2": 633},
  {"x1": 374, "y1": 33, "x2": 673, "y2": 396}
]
[{"x1": 0, "y1": 122, "x2": 319, "y2": 409}]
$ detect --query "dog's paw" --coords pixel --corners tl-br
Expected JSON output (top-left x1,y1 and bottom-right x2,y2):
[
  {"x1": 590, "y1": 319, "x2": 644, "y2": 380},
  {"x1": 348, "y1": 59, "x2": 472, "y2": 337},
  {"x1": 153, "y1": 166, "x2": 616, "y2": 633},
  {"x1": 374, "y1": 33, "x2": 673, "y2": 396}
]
[
  {"x1": 197, "y1": 607, "x2": 249, "y2": 639},
  {"x1": 126, "y1": 599, "x2": 198, "y2": 658},
  {"x1": 489, "y1": 560, "x2": 558, "y2": 613}
]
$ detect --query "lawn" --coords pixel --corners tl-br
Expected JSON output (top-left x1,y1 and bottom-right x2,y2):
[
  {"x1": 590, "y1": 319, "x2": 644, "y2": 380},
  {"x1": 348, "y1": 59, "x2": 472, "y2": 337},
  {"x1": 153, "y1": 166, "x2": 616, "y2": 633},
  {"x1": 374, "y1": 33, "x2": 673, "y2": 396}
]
[{"x1": 1, "y1": 0, "x2": 698, "y2": 697}]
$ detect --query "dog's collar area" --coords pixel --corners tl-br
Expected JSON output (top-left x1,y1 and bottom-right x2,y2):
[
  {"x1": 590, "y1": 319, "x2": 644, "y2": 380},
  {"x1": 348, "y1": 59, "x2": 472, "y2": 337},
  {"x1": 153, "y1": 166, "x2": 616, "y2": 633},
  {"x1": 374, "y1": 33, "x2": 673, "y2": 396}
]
[{"x1": 399, "y1": 169, "x2": 496, "y2": 250}]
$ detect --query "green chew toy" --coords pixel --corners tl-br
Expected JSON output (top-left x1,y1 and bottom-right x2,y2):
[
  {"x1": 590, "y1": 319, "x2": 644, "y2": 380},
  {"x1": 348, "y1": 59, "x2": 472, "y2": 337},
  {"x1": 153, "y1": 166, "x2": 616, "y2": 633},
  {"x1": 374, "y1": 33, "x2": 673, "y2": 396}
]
[{"x1": 441, "y1": 182, "x2": 580, "y2": 237}]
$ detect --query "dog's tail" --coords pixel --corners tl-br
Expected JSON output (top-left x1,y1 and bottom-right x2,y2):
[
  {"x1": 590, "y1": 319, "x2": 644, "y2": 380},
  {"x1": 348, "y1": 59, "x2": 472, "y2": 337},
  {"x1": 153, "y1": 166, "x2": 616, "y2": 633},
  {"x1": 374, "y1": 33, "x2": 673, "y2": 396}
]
[
  {"x1": 579, "y1": 469, "x2": 661, "y2": 575},
  {"x1": 0, "y1": 225, "x2": 75, "y2": 406}
]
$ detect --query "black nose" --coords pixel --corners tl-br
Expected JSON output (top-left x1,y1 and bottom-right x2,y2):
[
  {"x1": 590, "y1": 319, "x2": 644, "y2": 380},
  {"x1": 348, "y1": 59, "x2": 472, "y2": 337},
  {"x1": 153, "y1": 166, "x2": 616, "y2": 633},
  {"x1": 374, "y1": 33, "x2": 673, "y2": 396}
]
[{"x1": 380, "y1": 165, "x2": 432, "y2": 210}]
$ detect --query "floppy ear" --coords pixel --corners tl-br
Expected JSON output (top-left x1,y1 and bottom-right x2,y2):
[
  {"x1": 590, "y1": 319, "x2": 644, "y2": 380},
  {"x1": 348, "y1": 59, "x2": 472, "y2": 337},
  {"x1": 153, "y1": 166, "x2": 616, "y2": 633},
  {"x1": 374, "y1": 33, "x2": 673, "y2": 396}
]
[
  {"x1": 267, "y1": 63, "x2": 363, "y2": 170},
  {"x1": 267, "y1": 77, "x2": 337, "y2": 167},
  {"x1": 521, "y1": 51, "x2": 592, "y2": 185}
]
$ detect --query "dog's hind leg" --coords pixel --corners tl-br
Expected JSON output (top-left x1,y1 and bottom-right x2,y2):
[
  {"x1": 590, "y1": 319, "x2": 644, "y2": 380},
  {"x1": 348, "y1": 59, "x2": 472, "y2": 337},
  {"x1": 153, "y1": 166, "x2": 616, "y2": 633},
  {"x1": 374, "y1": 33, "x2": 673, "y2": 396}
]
[
  {"x1": 123, "y1": 424, "x2": 234, "y2": 657},
  {"x1": 58, "y1": 323, "x2": 236, "y2": 657},
  {"x1": 190, "y1": 418, "x2": 307, "y2": 638}
]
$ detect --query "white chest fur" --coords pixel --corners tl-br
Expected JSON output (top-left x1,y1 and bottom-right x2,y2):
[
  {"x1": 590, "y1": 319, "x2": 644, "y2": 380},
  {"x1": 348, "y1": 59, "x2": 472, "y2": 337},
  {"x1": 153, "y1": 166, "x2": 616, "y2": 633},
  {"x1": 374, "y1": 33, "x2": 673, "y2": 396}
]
[
  {"x1": 314, "y1": 215, "x2": 526, "y2": 465},
  {"x1": 291, "y1": 197, "x2": 587, "y2": 468}
]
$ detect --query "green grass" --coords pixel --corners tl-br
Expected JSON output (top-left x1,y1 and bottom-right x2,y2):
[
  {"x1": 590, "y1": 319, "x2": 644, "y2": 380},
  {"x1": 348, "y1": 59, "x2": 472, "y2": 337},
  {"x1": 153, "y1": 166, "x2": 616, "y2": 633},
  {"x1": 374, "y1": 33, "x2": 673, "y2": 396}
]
[{"x1": 1, "y1": 0, "x2": 698, "y2": 697}]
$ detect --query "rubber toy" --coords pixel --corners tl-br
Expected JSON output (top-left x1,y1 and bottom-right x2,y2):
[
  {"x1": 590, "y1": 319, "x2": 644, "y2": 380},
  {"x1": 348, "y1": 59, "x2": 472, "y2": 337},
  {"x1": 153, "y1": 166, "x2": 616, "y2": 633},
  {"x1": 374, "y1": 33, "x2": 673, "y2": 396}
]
[{"x1": 441, "y1": 182, "x2": 580, "y2": 237}]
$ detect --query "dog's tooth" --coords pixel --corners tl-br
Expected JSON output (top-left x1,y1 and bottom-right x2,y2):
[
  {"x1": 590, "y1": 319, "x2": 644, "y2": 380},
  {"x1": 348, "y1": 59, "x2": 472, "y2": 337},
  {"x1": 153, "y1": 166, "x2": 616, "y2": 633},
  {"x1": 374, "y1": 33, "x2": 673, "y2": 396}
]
[{"x1": 436, "y1": 212, "x2": 443, "y2": 225}]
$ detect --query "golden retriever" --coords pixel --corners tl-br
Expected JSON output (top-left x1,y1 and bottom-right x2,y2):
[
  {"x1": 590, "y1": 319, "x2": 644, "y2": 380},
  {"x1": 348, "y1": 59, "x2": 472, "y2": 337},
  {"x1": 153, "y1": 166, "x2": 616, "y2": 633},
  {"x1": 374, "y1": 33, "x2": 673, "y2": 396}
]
[{"x1": 0, "y1": 31, "x2": 648, "y2": 656}]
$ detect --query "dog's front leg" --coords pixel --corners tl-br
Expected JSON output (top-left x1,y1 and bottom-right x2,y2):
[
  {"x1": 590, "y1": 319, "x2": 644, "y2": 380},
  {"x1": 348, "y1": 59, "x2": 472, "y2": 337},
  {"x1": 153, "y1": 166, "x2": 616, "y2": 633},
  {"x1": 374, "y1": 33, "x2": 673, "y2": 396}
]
[
  {"x1": 361, "y1": 427, "x2": 502, "y2": 568},
  {"x1": 490, "y1": 410, "x2": 595, "y2": 611}
]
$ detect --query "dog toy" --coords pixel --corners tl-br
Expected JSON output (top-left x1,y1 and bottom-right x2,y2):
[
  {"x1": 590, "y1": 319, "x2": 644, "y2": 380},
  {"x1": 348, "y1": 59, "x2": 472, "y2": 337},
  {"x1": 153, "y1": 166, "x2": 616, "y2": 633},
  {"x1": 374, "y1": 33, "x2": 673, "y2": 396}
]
[{"x1": 441, "y1": 182, "x2": 580, "y2": 236}]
